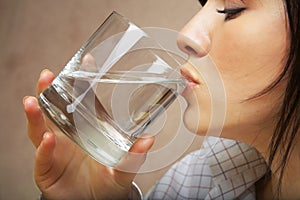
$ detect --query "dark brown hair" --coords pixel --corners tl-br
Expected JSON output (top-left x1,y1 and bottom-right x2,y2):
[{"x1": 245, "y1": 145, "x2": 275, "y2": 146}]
[{"x1": 267, "y1": 0, "x2": 300, "y2": 197}]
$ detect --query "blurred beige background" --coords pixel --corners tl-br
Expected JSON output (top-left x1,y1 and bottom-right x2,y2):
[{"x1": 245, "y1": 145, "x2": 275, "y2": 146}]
[{"x1": 0, "y1": 0, "x2": 203, "y2": 199}]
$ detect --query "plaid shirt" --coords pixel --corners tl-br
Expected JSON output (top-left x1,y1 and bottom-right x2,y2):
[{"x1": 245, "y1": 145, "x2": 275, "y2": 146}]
[{"x1": 130, "y1": 137, "x2": 268, "y2": 200}]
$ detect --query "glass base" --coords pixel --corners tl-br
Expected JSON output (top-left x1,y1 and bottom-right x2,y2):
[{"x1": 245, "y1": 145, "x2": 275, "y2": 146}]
[{"x1": 38, "y1": 84, "x2": 132, "y2": 167}]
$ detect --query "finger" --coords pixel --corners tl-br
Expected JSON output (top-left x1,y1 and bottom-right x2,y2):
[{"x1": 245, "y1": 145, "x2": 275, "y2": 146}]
[
  {"x1": 82, "y1": 53, "x2": 96, "y2": 68},
  {"x1": 34, "y1": 132, "x2": 56, "y2": 188},
  {"x1": 129, "y1": 135, "x2": 155, "y2": 154},
  {"x1": 24, "y1": 96, "x2": 47, "y2": 148},
  {"x1": 114, "y1": 135, "x2": 155, "y2": 186},
  {"x1": 36, "y1": 69, "x2": 55, "y2": 96}
]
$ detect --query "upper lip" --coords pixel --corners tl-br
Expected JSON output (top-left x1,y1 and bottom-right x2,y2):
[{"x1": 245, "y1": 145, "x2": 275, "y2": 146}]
[{"x1": 180, "y1": 66, "x2": 201, "y2": 85}]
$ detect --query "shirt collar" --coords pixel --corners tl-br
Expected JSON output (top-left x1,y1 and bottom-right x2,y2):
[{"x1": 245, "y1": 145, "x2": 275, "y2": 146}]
[{"x1": 203, "y1": 137, "x2": 268, "y2": 199}]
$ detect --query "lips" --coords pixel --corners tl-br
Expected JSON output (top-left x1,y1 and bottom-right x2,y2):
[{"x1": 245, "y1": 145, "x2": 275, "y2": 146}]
[{"x1": 180, "y1": 65, "x2": 201, "y2": 86}]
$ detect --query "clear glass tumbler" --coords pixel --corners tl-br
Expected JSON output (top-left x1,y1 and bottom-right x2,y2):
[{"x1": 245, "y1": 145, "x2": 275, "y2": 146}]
[{"x1": 38, "y1": 11, "x2": 187, "y2": 167}]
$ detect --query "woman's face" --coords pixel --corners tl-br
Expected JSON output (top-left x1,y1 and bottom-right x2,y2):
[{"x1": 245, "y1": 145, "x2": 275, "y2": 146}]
[{"x1": 178, "y1": 0, "x2": 289, "y2": 142}]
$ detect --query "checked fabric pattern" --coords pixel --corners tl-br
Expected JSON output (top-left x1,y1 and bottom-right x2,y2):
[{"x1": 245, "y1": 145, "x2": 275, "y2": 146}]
[{"x1": 130, "y1": 137, "x2": 268, "y2": 200}]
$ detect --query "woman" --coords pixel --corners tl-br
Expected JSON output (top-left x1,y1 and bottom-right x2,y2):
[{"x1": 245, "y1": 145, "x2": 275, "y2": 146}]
[{"x1": 23, "y1": 0, "x2": 300, "y2": 199}]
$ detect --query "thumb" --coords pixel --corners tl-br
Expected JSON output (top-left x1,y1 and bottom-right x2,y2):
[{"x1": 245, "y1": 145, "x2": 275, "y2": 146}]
[
  {"x1": 34, "y1": 132, "x2": 56, "y2": 184},
  {"x1": 114, "y1": 135, "x2": 155, "y2": 186}
]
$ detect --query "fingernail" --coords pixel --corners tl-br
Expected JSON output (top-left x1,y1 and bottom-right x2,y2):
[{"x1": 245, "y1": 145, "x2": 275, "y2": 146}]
[
  {"x1": 43, "y1": 132, "x2": 51, "y2": 140},
  {"x1": 41, "y1": 68, "x2": 50, "y2": 73},
  {"x1": 23, "y1": 96, "x2": 38, "y2": 108},
  {"x1": 40, "y1": 69, "x2": 50, "y2": 79},
  {"x1": 23, "y1": 96, "x2": 29, "y2": 104}
]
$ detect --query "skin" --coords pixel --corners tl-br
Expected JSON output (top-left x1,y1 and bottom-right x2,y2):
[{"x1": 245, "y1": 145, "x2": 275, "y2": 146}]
[
  {"x1": 179, "y1": 0, "x2": 288, "y2": 145},
  {"x1": 23, "y1": 0, "x2": 299, "y2": 199}
]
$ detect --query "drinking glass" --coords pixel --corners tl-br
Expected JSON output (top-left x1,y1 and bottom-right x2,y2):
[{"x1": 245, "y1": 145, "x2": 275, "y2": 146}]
[{"x1": 38, "y1": 11, "x2": 187, "y2": 167}]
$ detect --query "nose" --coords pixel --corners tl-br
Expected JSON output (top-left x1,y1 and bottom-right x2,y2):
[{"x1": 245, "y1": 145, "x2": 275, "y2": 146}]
[{"x1": 177, "y1": 11, "x2": 212, "y2": 57}]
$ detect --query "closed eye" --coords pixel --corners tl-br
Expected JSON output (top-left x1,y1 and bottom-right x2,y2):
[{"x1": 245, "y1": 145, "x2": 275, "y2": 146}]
[{"x1": 217, "y1": 7, "x2": 246, "y2": 21}]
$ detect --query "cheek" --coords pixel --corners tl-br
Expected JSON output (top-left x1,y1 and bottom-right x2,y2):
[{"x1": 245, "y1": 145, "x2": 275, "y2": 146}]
[
  {"x1": 212, "y1": 13, "x2": 288, "y2": 102},
  {"x1": 207, "y1": 12, "x2": 287, "y2": 136}
]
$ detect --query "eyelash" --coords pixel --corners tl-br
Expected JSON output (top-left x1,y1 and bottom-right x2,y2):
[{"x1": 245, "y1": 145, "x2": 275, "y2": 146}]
[
  {"x1": 217, "y1": 7, "x2": 246, "y2": 21},
  {"x1": 198, "y1": 0, "x2": 245, "y2": 21}
]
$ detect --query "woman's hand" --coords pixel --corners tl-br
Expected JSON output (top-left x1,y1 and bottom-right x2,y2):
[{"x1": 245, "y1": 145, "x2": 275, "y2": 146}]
[{"x1": 23, "y1": 69, "x2": 154, "y2": 200}]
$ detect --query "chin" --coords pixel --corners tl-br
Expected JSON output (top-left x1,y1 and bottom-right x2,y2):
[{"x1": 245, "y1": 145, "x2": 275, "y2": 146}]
[{"x1": 183, "y1": 106, "x2": 209, "y2": 136}]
